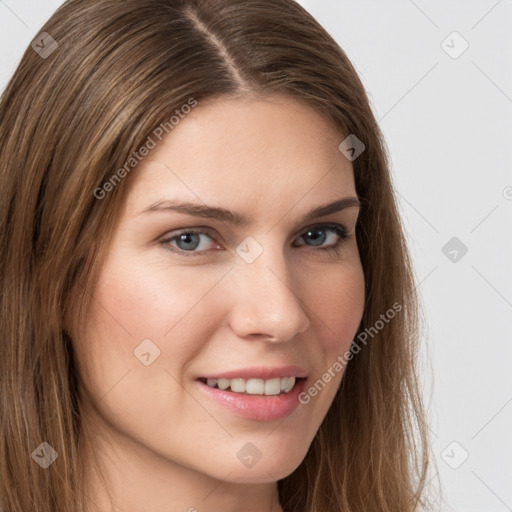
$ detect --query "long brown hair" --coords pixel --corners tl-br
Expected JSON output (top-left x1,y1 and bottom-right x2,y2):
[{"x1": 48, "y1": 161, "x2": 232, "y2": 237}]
[{"x1": 0, "y1": 0, "x2": 434, "y2": 510}]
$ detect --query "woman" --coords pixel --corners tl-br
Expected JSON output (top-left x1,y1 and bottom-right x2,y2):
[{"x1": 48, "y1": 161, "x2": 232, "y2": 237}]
[{"x1": 0, "y1": 0, "x2": 433, "y2": 511}]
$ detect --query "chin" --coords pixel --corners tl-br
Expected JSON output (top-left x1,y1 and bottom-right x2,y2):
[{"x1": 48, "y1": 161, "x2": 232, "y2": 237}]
[
  {"x1": 228, "y1": 452, "x2": 306, "y2": 484},
  {"x1": 226, "y1": 467, "x2": 297, "y2": 485}
]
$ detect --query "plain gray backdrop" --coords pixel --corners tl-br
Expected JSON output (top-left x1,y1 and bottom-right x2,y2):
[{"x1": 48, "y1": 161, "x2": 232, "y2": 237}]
[{"x1": 1, "y1": 1, "x2": 511, "y2": 511}]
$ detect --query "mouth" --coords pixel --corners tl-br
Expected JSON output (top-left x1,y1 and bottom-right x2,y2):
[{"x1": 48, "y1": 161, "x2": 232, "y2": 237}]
[
  {"x1": 195, "y1": 373, "x2": 308, "y2": 421},
  {"x1": 197, "y1": 376, "x2": 307, "y2": 396}
]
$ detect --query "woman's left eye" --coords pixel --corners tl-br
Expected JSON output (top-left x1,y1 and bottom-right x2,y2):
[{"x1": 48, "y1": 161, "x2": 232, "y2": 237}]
[
  {"x1": 294, "y1": 225, "x2": 349, "y2": 255},
  {"x1": 160, "y1": 224, "x2": 349, "y2": 257}
]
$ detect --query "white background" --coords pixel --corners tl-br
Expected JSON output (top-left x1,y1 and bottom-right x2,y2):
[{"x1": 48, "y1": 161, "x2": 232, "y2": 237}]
[{"x1": 1, "y1": 1, "x2": 511, "y2": 510}]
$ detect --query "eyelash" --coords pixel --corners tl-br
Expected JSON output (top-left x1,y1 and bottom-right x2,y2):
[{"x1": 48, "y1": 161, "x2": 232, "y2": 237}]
[{"x1": 159, "y1": 223, "x2": 350, "y2": 258}]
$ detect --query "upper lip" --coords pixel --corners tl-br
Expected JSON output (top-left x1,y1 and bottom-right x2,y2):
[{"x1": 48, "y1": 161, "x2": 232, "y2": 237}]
[{"x1": 198, "y1": 365, "x2": 308, "y2": 380}]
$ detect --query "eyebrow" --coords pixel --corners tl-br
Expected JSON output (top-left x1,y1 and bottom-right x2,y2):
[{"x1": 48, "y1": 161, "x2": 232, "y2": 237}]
[{"x1": 138, "y1": 196, "x2": 361, "y2": 225}]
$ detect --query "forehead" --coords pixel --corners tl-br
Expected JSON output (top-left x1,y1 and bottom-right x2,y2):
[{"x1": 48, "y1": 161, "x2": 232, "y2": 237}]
[{"x1": 123, "y1": 94, "x2": 356, "y2": 220}]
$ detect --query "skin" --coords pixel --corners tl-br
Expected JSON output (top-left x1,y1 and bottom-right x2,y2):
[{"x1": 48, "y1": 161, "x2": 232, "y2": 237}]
[{"x1": 74, "y1": 94, "x2": 365, "y2": 512}]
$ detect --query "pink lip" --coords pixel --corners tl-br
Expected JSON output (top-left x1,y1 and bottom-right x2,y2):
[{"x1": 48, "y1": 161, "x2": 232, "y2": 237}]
[
  {"x1": 198, "y1": 365, "x2": 308, "y2": 380},
  {"x1": 196, "y1": 377, "x2": 307, "y2": 421}
]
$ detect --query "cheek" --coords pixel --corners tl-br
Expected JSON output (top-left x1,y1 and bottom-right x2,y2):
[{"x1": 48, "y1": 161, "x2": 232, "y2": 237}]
[
  {"x1": 72, "y1": 257, "x2": 230, "y2": 438},
  {"x1": 75, "y1": 256, "x2": 229, "y2": 386},
  {"x1": 90, "y1": 255, "x2": 227, "y2": 337},
  {"x1": 304, "y1": 260, "x2": 365, "y2": 353},
  {"x1": 293, "y1": 262, "x2": 364, "y2": 426}
]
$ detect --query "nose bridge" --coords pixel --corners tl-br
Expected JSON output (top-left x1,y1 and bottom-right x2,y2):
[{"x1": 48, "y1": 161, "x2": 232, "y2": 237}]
[{"x1": 228, "y1": 236, "x2": 310, "y2": 341}]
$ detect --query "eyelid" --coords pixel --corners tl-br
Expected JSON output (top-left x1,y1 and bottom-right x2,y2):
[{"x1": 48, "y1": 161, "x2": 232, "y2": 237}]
[{"x1": 296, "y1": 221, "x2": 350, "y2": 236}]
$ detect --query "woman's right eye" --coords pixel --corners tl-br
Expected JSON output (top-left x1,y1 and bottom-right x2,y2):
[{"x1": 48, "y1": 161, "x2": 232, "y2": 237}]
[{"x1": 160, "y1": 229, "x2": 221, "y2": 256}]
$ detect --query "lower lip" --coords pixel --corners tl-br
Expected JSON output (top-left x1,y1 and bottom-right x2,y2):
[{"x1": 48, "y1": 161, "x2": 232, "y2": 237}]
[{"x1": 196, "y1": 378, "x2": 307, "y2": 421}]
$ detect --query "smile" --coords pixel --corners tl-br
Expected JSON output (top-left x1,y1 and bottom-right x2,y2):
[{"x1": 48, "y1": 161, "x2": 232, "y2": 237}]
[{"x1": 196, "y1": 376, "x2": 307, "y2": 421}]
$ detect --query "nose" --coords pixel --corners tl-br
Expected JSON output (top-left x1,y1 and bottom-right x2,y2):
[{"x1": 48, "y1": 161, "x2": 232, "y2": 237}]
[{"x1": 227, "y1": 246, "x2": 310, "y2": 342}]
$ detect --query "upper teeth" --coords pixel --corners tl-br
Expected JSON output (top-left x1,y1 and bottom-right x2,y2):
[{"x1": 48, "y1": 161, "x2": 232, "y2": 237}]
[{"x1": 205, "y1": 377, "x2": 296, "y2": 395}]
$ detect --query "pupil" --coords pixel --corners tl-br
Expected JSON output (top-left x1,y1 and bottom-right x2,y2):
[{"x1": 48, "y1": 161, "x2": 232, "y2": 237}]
[
  {"x1": 177, "y1": 233, "x2": 200, "y2": 250},
  {"x1": 306, "y1": 229, "x2": 325, "y2": 246}
]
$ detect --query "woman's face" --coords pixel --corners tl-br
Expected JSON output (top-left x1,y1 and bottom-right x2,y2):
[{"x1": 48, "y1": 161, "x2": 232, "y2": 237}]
[{"x1": 75, "y1": 94, "x2": 365, "y2": 486}]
